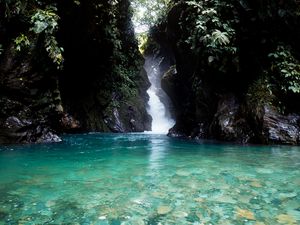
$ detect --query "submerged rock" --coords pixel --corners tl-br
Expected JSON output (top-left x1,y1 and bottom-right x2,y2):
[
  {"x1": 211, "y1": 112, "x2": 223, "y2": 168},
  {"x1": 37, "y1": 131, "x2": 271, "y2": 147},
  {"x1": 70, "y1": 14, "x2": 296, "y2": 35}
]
[
  {"x1": 157, "y1": 206, "x2": 172, "y2": 215},
  {"x1": 236, "y1": 208, "x2": 255, "y2": 220},
  {"x1": 276, "y1": 214, "x2": 297, "y2": 224},
  {"x1": 250, "y1": 181, "x2": 263, "y2": 188}
]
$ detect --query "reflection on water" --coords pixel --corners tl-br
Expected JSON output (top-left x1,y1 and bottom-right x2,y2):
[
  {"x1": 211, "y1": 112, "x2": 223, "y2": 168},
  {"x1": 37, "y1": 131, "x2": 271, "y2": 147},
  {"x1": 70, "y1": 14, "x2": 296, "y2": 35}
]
[
  {"x1": 0, "y1": 133, "x2": 300, "y2": 224},
  {"x1": 148, "y1": 137, "x2": 169, "y2": 171}
]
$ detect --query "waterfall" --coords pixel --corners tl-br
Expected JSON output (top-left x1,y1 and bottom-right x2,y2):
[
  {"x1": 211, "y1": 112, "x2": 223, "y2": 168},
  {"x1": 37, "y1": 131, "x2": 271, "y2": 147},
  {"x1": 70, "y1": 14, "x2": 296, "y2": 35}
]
[{"x1": 144, "y1": 56, "x2": 175, "y2": 134}]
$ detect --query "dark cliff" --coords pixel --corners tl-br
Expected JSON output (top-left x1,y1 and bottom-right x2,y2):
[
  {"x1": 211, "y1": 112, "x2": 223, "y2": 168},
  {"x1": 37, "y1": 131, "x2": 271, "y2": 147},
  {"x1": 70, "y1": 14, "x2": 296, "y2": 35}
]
[
  {"x1": 0, "y1": 0, "x2": 151, "y2": 144},
  {"x1": 153, "y1": 0, "x2": 300, "y2": 145},
  {"x1": 1, "y1": 0, "x2": 300, "y2": 145}
]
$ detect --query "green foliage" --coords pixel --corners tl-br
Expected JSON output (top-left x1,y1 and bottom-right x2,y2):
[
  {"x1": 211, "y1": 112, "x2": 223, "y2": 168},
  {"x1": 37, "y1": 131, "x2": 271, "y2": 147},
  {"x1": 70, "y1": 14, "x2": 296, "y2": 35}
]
[
  {"x1": 3, "y1": 0, "x2": 141, "y2": 101},
  {"x1": 136, "y1": 32, "x2": 148, "y2": 53},
  {"x1": 30, "y1": 6, "x2": 64, "y2": 69},
  {"x1": 182, "y1": 0, "x2": 238, "y2": 72},
  {"x1": 44, "y1": 35, "x2": 64, "y2": 68},
  {"x1": 131, "y1": 0, "x2": 171, "y2": 33},
  {"x1": 2, "y1": 1, "x2": 64, "y2": 69},
  {"x1": 73, "y1": 0, "x2": 80, "y2": 6},
  {"x1": 247, "y1": 76, "x2": 275, "y2": 107},
  {"x1": 112, "y1": 62, "x2": 139, "y2": 99},
  {"x1": 211, "y1": 30, "x2": 230, "y2": 46},
  {"x1": 268, "y1": 45, "x2": 300, "y2": 94},
  {"x1": 30, "y1": 7, "x2": 59, "y2": 34},
  {"x1": 14, "y1": 34, "x2": 30, "y2": 51},
  {"x1": 93, "y1": 0, "x2": 141, "y2": 100},
  {"x1": 136, "y1": 32, "x2": 159, "y2": 55}
]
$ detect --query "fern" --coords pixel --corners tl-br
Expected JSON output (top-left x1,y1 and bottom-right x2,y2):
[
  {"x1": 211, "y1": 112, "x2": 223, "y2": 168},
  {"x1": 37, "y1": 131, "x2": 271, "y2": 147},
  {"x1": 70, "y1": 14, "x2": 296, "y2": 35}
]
[{"x1": 182, "y1": 0, "x2": 239, "y2": 74}]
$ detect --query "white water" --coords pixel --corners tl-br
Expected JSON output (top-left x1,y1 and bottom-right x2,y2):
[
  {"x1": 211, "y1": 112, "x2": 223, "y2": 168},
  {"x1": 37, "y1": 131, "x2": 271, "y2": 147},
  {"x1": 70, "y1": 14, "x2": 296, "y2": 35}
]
[{"x1": 145, "y1": 56, "x2": 175, "y2": 134}]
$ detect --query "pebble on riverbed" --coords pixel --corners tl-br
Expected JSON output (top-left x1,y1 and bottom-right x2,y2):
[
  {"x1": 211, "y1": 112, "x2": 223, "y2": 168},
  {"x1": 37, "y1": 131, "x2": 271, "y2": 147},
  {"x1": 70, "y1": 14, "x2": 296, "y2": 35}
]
[
  {"x1": 157, "y1": 206, "x2": 172, "y2": 215},
  {"x1": 236, "y1": 208, "x2": 255, "y2": 220},
  {"x1": 276, "y1": 214, "x2": 297, "y2": 224}
]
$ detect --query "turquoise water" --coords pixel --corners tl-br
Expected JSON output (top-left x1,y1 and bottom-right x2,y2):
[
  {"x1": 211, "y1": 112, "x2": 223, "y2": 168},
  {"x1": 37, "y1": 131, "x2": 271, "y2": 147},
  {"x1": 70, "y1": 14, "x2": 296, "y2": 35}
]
[{"x1": 0, "y1": 133, "x2": 300, "y2": 225}]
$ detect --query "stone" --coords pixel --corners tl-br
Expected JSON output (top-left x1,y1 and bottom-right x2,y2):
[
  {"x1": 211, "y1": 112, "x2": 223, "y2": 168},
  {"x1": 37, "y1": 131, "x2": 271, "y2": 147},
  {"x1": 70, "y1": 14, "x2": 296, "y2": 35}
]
[
  {"x1": 256, "y1": 168, "x2": 273, "y2": 174},
  {"x1": 60, "y1": 113, "x2": 80, "y2": 131},
  {"x1": 46, "y1": 200, "x2": 56, "y2": 208},
  {"x1": 157, "y1": 206, "x2": 172, "y2": 215},
  {"x1": 215, "y1": 195, "x2": 236, "y2": 204},
  {"x1": 239, "y1": 195, "x2": 251, "y2": 204},
  {"x1": 5, "y1": 117, "x2": 28, "y2": 129},
  {"x1": 173, "y1": 211, "x2": 188, "y2": 218},
  {"x1": 152, "y1": 192, "x2": 166, "y2": 198},
  {"x1": 176, "y1": 170, "x2": 191, "y2": 176},
  {"x1": 254, "y1": 222, "x2": 266, "y2": 225},
  {"x1": 276, "y1": 214, "x2": 297, "y2": 224},
  {"x1": 236, "y1": 208, "x2": 255, "y2": 220},
  {"x1": 129, "y1": 218, "x2": 145, "y2": 225},
  {"x1": 210, "y1": 94, "x2": 254, "y2": 143},
  {"x1": 255, "y1": 105, "x2": 300, "y2": 145},
  {"x1": 98, "y1": 215, "x2": 107, "y2": 220},
  {"x1": 287, "y1": 210, "x2": 300, "y2": 221},
  {"x1": 194, "y1": 197, "x2": 205, "y2": 203},
  {"x1": 279, "y1": 192, "x2": 297, "y2": 199},
  {"x1": 250, "y1": 181, "x2": 262, "y2": 188}
]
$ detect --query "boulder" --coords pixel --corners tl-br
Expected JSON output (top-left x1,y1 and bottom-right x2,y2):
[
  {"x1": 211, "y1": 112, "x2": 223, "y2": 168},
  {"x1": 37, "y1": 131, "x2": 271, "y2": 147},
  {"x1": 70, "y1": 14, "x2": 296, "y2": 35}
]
[
  {"x1": 0, "y1": 117, "x2": 61, "y2": 144},
  {"x1": 210, "y1": 94, "x2": 253, "y2": 143},
  {"x1": 255, "y1": 105, "x2": 300, "y2": 145}
]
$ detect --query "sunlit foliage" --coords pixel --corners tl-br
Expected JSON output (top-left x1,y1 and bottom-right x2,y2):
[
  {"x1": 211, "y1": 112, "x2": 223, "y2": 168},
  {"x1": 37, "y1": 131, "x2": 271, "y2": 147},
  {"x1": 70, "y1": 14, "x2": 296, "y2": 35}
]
[{"x1": 130, "y1": 0, "x2": 170, "y2": 33}]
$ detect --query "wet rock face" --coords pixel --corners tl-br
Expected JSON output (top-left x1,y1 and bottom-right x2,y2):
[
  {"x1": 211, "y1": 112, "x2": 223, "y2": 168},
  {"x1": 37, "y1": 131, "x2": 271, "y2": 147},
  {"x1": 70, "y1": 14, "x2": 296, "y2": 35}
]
[
  {"x1": 104, "y1": 105, "x2": 151, "y2": 133},
  {"x1": 167, "y1": 90, "x2": 300, "y2": 144},
  {"x1": 0, "y1": 117, "x2": 61, "y2": 144},
  {"x1": 0, "y1": 39, "x2": 64, "y2": 144},
  {"x1": 161, "y1": 65, "x2": 179, "y2": 108},
  {"x1": 162, "y1": 65, "x2": 300, "y2": 144},
  {"x1": 210, "y1": 94, "x2": 254, "y2": 143},
  {"x1": 258, "y1": 106, "x2": 300, "y2": 145},
  {"x1": 155, "y1": 0, "x2": 300, "y2": 145}
]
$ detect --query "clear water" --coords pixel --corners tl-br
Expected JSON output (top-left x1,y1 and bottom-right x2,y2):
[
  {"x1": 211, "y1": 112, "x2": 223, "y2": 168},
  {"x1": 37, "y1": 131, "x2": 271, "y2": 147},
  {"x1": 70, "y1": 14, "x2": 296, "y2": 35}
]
[{"x1": 0, "y1": 133, "x2": 300, "y2": 225}]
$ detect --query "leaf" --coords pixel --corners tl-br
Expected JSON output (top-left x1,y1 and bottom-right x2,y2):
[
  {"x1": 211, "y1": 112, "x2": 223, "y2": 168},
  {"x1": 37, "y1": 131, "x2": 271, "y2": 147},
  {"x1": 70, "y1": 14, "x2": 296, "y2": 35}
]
[{"x1": 212, "y1": 30, "x2": 230, "y2": 45}]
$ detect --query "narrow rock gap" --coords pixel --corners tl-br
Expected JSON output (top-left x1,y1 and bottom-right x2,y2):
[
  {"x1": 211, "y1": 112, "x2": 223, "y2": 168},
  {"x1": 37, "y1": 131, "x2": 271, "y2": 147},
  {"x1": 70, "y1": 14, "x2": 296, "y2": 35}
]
[{"x1": 130, "y1": 0, "x2": 175, "y2": 133}]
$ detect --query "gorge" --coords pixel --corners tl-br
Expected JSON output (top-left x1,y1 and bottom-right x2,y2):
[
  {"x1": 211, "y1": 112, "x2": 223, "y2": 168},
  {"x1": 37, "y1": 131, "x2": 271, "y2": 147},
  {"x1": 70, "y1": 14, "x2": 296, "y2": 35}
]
[
  {"x1": 0, "y1": 1, "x2": 300, "y2": 224},
  {"x1": 0, "y1": 0, "x2": 300, "y2": 145}
]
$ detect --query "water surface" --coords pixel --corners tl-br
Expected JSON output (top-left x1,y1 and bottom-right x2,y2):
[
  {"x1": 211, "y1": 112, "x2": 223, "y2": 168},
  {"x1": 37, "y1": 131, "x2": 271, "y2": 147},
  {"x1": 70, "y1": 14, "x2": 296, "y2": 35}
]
[{"x1": 0, "y1": 133, "x2": 300, "y2": 224}]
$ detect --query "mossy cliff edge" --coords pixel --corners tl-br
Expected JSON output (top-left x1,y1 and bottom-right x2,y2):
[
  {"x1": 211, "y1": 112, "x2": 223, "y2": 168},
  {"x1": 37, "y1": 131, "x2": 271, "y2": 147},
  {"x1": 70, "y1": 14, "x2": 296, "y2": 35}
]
[{"x1": 0, "y1": 0, "x2": 151, "y2": 144}]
